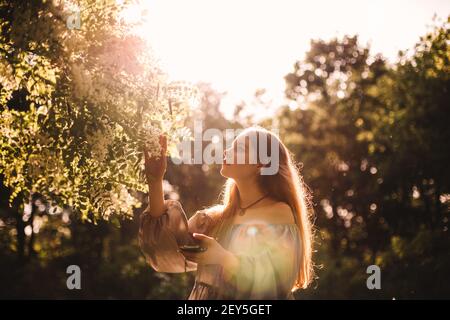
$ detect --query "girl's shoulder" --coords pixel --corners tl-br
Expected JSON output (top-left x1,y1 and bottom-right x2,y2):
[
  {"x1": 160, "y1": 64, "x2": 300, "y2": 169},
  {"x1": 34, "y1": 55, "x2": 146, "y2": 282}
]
[
  {"x1": 253, "y1": 201, "x2": 296, "y2": 225},
  {"x1": 195, "y1": 204, "x2": 224, "y2": 221},
  {"x1": 188, "y1": 204, "x2": 224, "y2": 234},
  {"x1": 232, "y1": 200, "x2": 296, "y2": 226}
]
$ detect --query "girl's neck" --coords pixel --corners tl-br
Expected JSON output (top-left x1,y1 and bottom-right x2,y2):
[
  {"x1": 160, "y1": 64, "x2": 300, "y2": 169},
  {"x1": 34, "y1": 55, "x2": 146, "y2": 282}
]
[{"x1": 234, "y1": 178, "x2": 267, "y2": 208}]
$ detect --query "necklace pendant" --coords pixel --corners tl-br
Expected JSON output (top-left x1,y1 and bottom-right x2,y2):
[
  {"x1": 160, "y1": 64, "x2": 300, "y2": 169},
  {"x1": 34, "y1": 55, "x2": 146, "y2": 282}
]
[{"x1": 237, "y1": 193, "x2": 269, "y2": 217}]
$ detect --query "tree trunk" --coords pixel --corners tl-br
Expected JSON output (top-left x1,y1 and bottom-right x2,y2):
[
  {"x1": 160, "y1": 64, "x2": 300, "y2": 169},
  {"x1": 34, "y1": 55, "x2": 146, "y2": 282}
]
[
  {"x1": 27, "y1": 201, "x2": 36, "y2": 259},
  {"x1": 15, "y1": 208, "x2": 25, "y2": 262}
]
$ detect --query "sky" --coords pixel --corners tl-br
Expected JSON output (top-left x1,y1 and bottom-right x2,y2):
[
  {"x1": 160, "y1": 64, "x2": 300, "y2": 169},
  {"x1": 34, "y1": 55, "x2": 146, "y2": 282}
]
[{"x1": 129, "y1": 0, "x2": 450, "y2": 119}]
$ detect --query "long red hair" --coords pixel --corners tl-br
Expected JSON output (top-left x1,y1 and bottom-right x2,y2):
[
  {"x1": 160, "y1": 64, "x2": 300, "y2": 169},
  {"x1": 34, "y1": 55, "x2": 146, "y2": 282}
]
[{"x1": 207, "y1": 126, "x2": 314, "y2": 291}]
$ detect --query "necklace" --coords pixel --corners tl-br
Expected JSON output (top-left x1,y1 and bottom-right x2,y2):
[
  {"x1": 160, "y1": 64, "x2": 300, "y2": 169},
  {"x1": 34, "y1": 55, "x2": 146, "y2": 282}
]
[{"x1": 238, "y1": 193, "x2": 270, "y2": 216}]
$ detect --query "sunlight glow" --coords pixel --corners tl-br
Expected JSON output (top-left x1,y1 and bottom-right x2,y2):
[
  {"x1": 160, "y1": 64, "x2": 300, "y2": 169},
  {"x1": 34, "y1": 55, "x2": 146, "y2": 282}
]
[{"x1": 127, "y1": 0, "x2": 449, "y2": 119}]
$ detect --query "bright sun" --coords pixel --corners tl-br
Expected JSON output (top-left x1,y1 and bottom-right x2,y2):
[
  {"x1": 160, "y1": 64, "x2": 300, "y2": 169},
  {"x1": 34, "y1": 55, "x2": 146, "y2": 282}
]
[{"x1": 121, "y1": 0, "x2": 449, "y2": 119}]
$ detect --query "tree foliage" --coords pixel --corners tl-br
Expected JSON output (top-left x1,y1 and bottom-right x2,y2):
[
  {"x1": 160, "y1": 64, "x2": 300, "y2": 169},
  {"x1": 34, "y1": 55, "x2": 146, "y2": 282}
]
[
  {"x1": 278, "y1": 18, "x2": 450, "y2": 298},
  {"x1": 0, "y1": 0, "x2": 198, "y2": 222}
]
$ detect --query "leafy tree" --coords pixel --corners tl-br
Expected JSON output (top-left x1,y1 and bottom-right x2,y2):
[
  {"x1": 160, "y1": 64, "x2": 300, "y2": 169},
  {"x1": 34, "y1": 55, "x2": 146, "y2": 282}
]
[
  {"x1": 0, "y1": 0, "x2": 197, "y2": 224},
  {"x1": 279, "y1": 19, "x2": 450, "y2": 299}
]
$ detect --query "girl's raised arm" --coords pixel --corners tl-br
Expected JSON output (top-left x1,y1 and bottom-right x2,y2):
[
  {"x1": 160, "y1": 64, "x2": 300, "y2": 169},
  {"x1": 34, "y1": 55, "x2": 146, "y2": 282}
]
[{"x1": 144, "y1": 135, "x2": 167, "y2": 218}]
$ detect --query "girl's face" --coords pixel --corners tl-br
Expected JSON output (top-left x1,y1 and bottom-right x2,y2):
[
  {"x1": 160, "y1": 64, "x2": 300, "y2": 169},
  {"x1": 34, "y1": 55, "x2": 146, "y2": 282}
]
[{"x1": 220, "y1": 135, "x2": 261, "y2": 181}]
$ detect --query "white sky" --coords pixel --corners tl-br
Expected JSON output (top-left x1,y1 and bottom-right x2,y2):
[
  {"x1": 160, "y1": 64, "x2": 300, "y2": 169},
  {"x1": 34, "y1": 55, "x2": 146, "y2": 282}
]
[{"x1": 133, "y1": 0, "x2": 450, "y2": 119}]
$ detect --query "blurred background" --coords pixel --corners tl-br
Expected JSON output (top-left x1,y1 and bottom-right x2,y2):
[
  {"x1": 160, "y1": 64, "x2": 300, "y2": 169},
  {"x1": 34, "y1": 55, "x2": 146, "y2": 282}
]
[{"x1": 0, "y1": 0, "x2": 449, "y2": 299}]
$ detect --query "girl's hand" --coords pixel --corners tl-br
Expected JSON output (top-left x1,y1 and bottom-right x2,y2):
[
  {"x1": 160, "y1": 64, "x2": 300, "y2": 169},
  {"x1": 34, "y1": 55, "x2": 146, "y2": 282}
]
[
  {"x1": 180, "y1": 233, "x2": 233, "y2": 267},
  {"x1": 144, "y1": 135, "x2": 167, "y2": 183}
]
